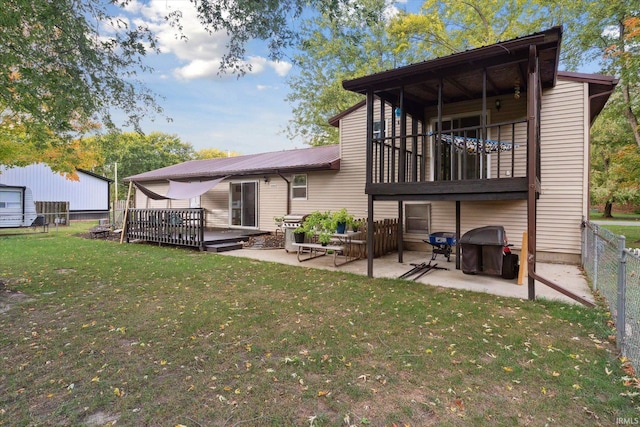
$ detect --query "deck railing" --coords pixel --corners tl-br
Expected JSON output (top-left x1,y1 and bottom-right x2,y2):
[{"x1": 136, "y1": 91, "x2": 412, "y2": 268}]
[
  {"x1": 370, "y1": 119, "x2": 527, "y2": 185},
  {"x1": 126, "y1": 208, "x2": 205, "y2": 250}
]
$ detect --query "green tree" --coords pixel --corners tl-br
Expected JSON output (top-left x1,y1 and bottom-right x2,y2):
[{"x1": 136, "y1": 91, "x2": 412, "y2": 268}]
[
  {"x1": 0, "y1": 0, "x2": 163, "y2": 173},
  {"x1": 85, "y1": 132, "x2": 195, "y2": 199},
  {"x1": 286, "y1": 0, "x2": 404, "y2": 145},
  {"x1": 590, "y1": 97, "x2": 640, "y2": 217},
  {"x1": 387, "y1": 0, "x2": 582, "y2": 63},
  {"x1": 194, "y1": 148, "x2": 240, "y2": 159},
  {"x1": 2, "y1": 0, "x2": 353, "y2": 173},
  {"x1": 587, "y1": 7, "x2": 640, "y2": 148}
]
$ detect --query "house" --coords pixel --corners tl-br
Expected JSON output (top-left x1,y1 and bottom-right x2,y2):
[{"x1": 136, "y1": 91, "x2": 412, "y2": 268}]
[
  {"x1": 0, "y1": 164, "x2": 112, "y2": 221},
  {"x1": 125, "y1": 27, "x2": 616, "y2": 294}
]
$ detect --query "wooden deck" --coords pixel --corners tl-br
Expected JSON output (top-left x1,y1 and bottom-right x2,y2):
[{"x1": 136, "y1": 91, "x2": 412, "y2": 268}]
[{"x1": 125, "y1": 208, "x2": 270, "y2": 251}]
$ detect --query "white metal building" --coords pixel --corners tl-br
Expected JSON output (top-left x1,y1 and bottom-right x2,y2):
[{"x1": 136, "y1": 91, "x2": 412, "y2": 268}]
[{"x1": 0, "y1": 164, "x2": 111, "y2": 220}]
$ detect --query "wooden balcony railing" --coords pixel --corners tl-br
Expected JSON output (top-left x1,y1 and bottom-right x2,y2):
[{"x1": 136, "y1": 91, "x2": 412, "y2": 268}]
[{"x1": 126, "y1": 208, "x2": 205, "y2": 250}]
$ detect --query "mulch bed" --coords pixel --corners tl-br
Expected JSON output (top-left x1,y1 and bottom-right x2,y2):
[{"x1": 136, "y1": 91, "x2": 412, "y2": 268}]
[{"x1": 244, "y1": 234, "x2": 284, "y2": 249}]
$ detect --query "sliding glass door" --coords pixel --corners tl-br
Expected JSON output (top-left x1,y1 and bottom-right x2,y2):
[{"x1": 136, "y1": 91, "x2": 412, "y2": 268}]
[{"x1": 230, "y1": 182, "x2": 257, "y2": 228}]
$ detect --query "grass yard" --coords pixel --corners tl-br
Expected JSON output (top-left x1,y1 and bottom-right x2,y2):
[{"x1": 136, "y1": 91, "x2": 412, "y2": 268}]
[
  {"x1": 600, "y1": 225, "x2": 640, "y2": 249},
  {"x1": 0, "y1": 223, "x2": 638, "y2": 426},
  {"x1": 589, "y1": 212, "x2": 640, "y2": 222}
]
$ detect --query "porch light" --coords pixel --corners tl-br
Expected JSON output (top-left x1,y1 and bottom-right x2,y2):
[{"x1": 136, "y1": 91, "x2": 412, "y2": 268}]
[
  {"x1": 514, "y1": 77, "x2": 521, "y2": 99},
  {"x1": 495, "y1": 99, "x2": 502, "y2": 112},
  {"x1": 394, "y1": 107, "x2": 401, "y2": 118}
]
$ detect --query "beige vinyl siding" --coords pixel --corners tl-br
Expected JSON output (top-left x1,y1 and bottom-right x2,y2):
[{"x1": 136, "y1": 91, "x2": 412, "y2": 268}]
[
  {"x1": 201, "y1": 182, "x2": 229, "y2": 228},
  {"x1": 258, "y1": 176, "x2": 288, "y2": 232},
  {"x1": 280, "y1": 102, "x2": 405, "y2": 221},
  {"x1": 537, "y1": 78, "x2": 588, "y2": 257},
  {"x1": 424, "y1": 79, "x2": 588, "y2": 261}
]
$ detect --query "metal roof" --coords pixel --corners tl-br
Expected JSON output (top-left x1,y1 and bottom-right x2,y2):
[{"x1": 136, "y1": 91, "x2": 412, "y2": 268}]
[
  {"x1": 342, "y1": 27, "x2": 563, "y2": 114},
  {"x1": 124, "y1": 145, "x2": 340, "y2": 182}
]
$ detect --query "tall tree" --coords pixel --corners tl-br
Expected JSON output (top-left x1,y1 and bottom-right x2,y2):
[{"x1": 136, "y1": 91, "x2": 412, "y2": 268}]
[
  {"x1": 387, "y1": 0, "x2": 583, "y2": 63},
  {"x1": 286, "y1": 0, "x2": 405, "y2": 145},
  {"x1": 194, "y1": 148, "x2": 240, "y2": 159},
  {"x1": 0, "y1": 0, "x2": 165, "y2": 173},
  {"x1": 590, "y1": 98, "x2": 640, "y2": 217},
  {"x1": 85, "y1": 132, "x2": 195, "y2": 199},
  {"x1": 589, "y1": 5, "x2": 640, "y2": 147},
  {"x1": 2, "y1": 0, "x2": 352, "y2": 173}
]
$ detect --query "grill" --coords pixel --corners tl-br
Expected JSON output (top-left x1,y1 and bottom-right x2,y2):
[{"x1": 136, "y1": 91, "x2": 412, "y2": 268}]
[
  {"x1": 283, "y1": 214, "x2": 309, "y2": 252},
  {"x1": 282, "y1": 213, "x2": 307, "y2": 229}
]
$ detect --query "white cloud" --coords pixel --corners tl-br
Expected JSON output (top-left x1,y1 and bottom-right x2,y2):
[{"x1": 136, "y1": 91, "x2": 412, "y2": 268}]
[
  {"x1": 124, "y1": 0, "x2": 291, "y2": 80},
  {"x1": 269, "y1": 61, "x2": 293, "y2": 77},
  {"x1": 173, "y1": 59, "x2": 220, "y2": 80}
]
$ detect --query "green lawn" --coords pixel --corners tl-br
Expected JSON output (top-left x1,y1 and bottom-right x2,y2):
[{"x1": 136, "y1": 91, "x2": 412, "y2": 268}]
[
  {"x1": 589, "y1": 212, "x2": 640, "y2": 222},
  {"x1": 589, "y1": 213, "x2": 640, "y2": 248},
  {"x1": 0, "y1": 223, "x2": 638, "y2": 426}
]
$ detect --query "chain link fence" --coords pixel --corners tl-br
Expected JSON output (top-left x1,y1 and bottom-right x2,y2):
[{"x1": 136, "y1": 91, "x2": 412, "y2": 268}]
[{"x1": 582, "y1": 221, "x2": 640, "y2": 371}]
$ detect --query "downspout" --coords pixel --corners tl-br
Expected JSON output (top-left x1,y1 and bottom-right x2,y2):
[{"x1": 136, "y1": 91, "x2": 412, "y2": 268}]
[{"x1": 276, "y1": 171, "x2": 290, "y2": 214}]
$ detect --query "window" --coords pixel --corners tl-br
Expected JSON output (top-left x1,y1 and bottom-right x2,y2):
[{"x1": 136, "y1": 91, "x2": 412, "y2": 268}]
[
  {"x1": 0, "y1": 190, "x2": 21, "y2": 209},
  {"x1": 373, "y1": 120, "x2": 386, "y2": 140},
  {"x1": 292, "y1": 174, "x2": 307, "y2": 199},
  {"x1": 230, "y1": 182, "x2": 257, "y2": 227},
  {"x1": 405, "y1": 203, "x2": 431, "y2": 235}
]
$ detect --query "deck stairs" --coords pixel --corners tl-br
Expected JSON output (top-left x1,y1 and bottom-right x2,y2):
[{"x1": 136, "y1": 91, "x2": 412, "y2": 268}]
[{"x1": 204, "y1": 236, "x2": 245, "y2": 252}]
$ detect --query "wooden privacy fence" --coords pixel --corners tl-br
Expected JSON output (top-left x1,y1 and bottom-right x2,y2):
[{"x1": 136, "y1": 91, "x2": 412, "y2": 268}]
[
  {"x1": 36, "y1": 201, "x2": 69, "y2": 226},
  {"x1": 348, "y1": 218, "x2": 398, "y2": 259},
  {"x1": 125, "y1": 208, "x2": 205, "y2": 250}
]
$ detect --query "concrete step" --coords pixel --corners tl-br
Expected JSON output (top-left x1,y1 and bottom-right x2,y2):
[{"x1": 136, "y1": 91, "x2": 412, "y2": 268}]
[{"x1": 205, "y1": 242, "x2": 244, "y2": 253}]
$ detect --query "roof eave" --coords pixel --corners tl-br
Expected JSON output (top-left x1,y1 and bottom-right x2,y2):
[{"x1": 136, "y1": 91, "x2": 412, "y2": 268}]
[
  {"x1": 342, "y1": 27, "x2": 562, "y2": 94},
  {"x1": 124, "y1": 159, "x2": 341, "y2": 183}
]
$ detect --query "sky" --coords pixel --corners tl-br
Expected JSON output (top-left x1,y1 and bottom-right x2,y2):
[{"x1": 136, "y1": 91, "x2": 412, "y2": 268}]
[
  {"x1": 109, "y1": 0, "x2": 412, "y2": 155},
  {"x1": 111, "y1": 1, "x2": 603, "y2": 156}
]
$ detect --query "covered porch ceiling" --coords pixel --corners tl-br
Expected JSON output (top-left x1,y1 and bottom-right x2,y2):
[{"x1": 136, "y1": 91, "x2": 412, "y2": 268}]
[{"x1": 343, "y1": 26, "x2": 562, "y2": 116}]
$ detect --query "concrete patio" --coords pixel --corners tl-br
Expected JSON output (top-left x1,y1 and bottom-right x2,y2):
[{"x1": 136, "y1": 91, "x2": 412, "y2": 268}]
[{"x1": 220, "y1": 247, "x2": 595, "y2": 306}]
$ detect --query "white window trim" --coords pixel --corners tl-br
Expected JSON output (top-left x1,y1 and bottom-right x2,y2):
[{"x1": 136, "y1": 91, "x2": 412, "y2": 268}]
[
  {"x1": 228, "y1": 179, "x2": 259, "y2": 229},
  {"x1": 291, "y1": 174, "x2": 308, "y2": 200}
]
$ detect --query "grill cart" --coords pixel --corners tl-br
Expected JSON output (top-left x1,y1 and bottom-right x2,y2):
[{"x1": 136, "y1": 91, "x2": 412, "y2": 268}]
[
  {"x1": 283, "y1": 214, "x2": 309, "y2": 252},
  {"x1": 460, "y1": 225, "x2": 519, "y2": 279}
]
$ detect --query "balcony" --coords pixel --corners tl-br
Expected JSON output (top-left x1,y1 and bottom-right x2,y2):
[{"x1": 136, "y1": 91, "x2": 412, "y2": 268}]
[{"x1": 366, "y1": 119, "x2": 534, "y2": 202}]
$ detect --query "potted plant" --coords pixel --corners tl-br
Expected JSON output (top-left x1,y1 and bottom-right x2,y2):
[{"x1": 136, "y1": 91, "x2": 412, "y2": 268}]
[
  {"x1": 293, "y1": 226, "x2": 306, "y2": 243},
  {"x1": 301, "y1": 211, "x2": 332, "y2": 239},
  {"x1": 274, "y1": 216, "x2": 284, "y2": 226},
  {"x1": 330, "y1": 208, "x2": 355, "y2": 234},
  {"x1": 351, "y1": 219, "x2": 363, "y2": 232},
  {"x1": 318, "y1": 231, "x2": 333, "y2": 246}
]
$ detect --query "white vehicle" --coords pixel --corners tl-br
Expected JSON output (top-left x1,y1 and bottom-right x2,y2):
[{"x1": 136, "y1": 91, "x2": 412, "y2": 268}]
[{"x1": 0, "y1": 184, "x2": 38, "y2": 228}]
